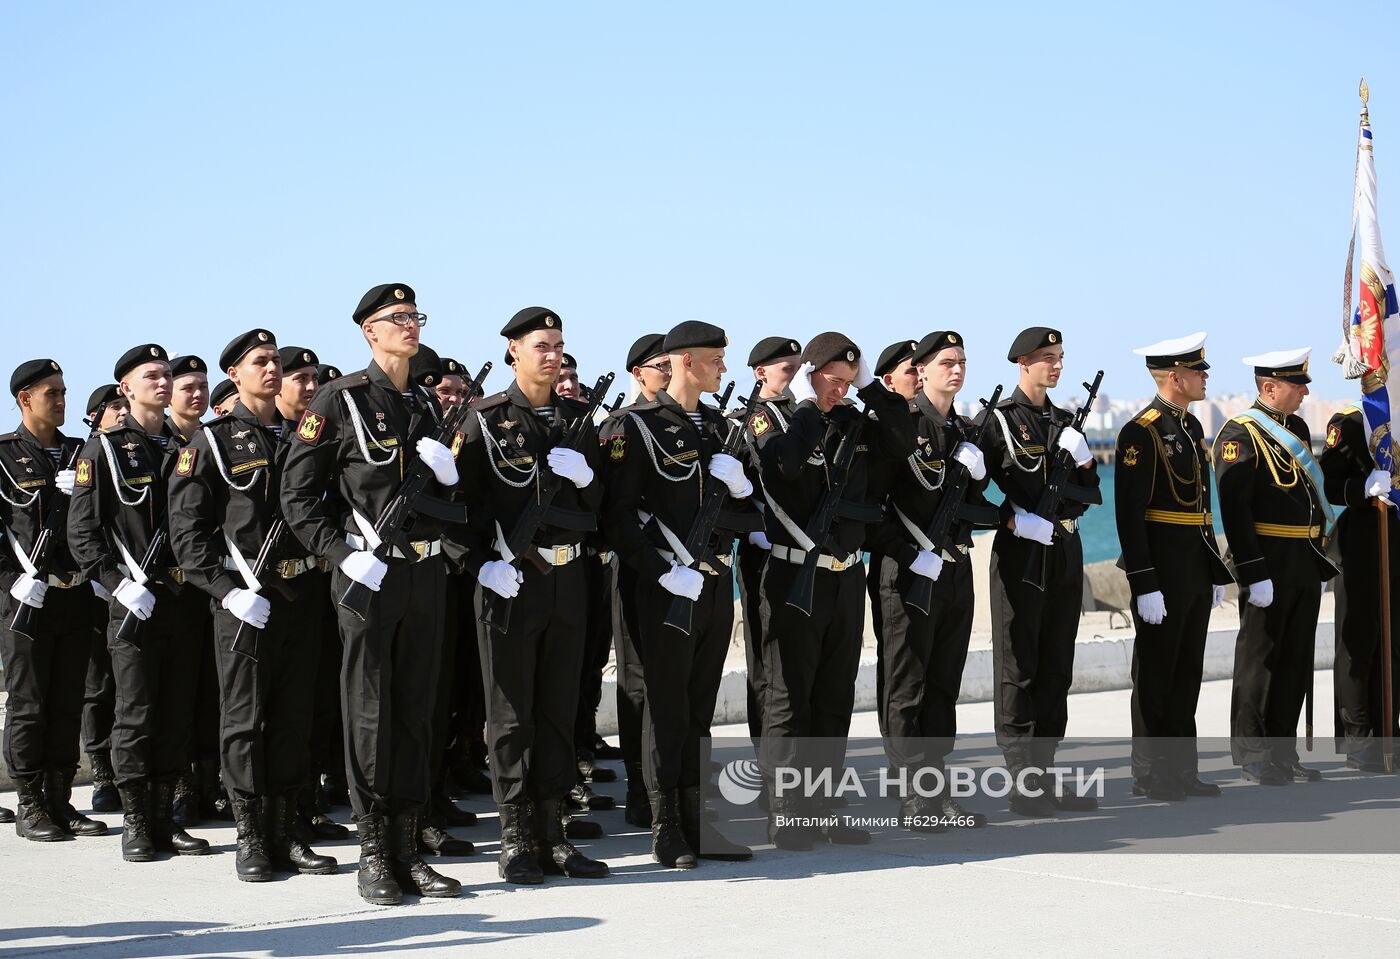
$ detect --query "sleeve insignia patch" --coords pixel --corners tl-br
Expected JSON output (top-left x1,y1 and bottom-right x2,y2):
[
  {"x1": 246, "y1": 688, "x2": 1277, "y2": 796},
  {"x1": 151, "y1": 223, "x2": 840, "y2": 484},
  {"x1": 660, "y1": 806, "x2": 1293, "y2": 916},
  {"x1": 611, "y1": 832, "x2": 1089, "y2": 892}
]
[
  {"x1": 751, "y1": 411, "x2": 771, "y2": 437},
  {"x1": 1221, "y1": 440, "x2": 1240, "y2": 463},
  {"x1": 1122, "y1": 446, "x2": 1139, "y2": 467},
  {"x1": 75, "y1": 458, "x2": 92, "y2": 487},
  {"x1": 609, "y1": 434, "x2": 627, "y2": 461},
  {"x1": 451, "y1": 431, "x2": 465, "y2": 457},
  {"x1": 297, "y1": 410, "x2": 325, "y2": 443},
  {"x1": 1325, "y1": 424, "x2": 1341, "y2": 448},
  {"x1": 176, "y1": 448, "x2": 196, "y2": 476}
]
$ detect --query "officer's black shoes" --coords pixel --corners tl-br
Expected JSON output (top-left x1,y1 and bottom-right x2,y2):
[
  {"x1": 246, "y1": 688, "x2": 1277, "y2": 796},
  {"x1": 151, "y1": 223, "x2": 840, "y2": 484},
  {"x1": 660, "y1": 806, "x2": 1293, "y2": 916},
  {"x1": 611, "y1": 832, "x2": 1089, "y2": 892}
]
[
  {"x1": 536, "y1": 798, "x2": 609, "y2": 879},
  {"x1": 45, "y1": 766, "x2": 107, "y2": 836},
  {"x1": 624, "y1": 787, "x2": 653, "y2": 828},
  {"x1": 899, "y1": 796, "x2": 947, "y2": 834},
  {"x1": 680, "y1": 786, "x2": 752, "y2": 861},
  {"x1": 390, "y1": 807, "x2": 465, "y2": 898},
  {"x1": 1179, "y1": 776, "x2": 1222, "y2": 797},
  {"x1": 593, "y1": 735, "x2": 624, "y2": 761},
  {"x1": 497, "y1": 802, "x2": 545, "y2": 885},
  {"x1": 1242, "y1": 761, "x2": 1289, "y2": 786},
  {"x1": 1051, "y1": 789, "x2": 1099, "y2": 812},
  {"x1": 939, "y1": 796, "x2": 988, "y2": 827},
  {"x1": 569, "y1": 781, "x2": 615, "y2": 811},
  {"x1": 577, "y1": 751, "x2": 618, "y2": 783},
  {"x1": 768, "y1": 797, "x2": 815, "y2": 851},
  {"x1": 432, "y1": 789, "x2": 478, "y2": 828},
  {"x1": 171, "y1": 768, "x2": 200, "y2": 828},
  {"x1": 0, "y1": 805, "x2": 13, "y2": 824},
  {"x1": 150, "y1": 779, "x2": 210, "y2": 855},
  {"x1": 564, "y1": 817, "x2": 605, "y2": 840},
  {"x1": 231, "y1": 796, "x2": 273, "y2": 882},
  {"x1": 270, "y1": 793, "x2": 337, "y2": 875},
  {"x1": 89, "y1": 750, "x2": 121, "y2": 813},
  {"x1": 1345, "y1": 752, "x2": 1388, "y2": 773},
  {"x1": 419, "y1": 823, "x2": 475, "y2": 857},
  {"x1": 14, "y1": 773, "x2": 68, "y2": 842},
  {"x1": 298, "y1": 786, "x2": 351, "y2": 840},
  {"x1": 815, "y1": 819, "x2": 871, "y2": 845},
  {"x1": 355, "y1": 814, "x2": 404, "y2": 905},
  {"x1": 119, "y1": 783, "x2": 156, "y2": 862},
  {"x1": 1008, "y1": 777, "x2": 1057, "y2": 819},
  {"x1": 1280, "y1": 760, "x2": 1323, "y2": 783},
  {"x1": 650, "y1": 790, "x2": 698, "y2": 868},
  {"x1": 196, "y1": 759, "x2": 232, "y2": 821},
  {"x1": 1133, "y1": 774, "x2": 1186, "y2": 802}
]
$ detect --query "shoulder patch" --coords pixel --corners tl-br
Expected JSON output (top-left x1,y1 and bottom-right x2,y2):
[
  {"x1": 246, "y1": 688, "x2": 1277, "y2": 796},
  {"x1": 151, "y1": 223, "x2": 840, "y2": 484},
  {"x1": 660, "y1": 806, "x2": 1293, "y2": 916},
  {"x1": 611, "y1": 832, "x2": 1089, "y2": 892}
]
[
  {"x1": 1121, "y1": 445, "x2": 1140, "y2": 467},
  {"x1": 176, "y1": 447, "x2": 197, "y2": 476},
  {"x1": 1221, "y1": 440, "x2": 1241, "y2": 463},
  {"x1": 1231, "y1": 414, "x2": 1253, "y2": 425},
  {"x1": 450, "y1": 431, "x2": 465, "y2": 458},
  {"x1": 1326, "y1": 423, "x2": 1342, "y2": 448},
  {"x1": 0, "y1": 432, "x2": 18, "y2": 443},
  {"x1": 608, "y1": 433, "x2": 627, "y2": 461},
  {"x1": 470, "y1": 391, "x2": 510, "y2": 412},
  {"x1": 75, "y1": 458, "x2": 93, "y2": 487},
  {"x1": 751, "y1": 411, "x2": 772, "y2": 437},
  {"x1": 1135, "y1": 409, "x2": 1161, "y2": 427},
  {"x1": 296, "y1": 409, "x2": 326, "y2": 443}
]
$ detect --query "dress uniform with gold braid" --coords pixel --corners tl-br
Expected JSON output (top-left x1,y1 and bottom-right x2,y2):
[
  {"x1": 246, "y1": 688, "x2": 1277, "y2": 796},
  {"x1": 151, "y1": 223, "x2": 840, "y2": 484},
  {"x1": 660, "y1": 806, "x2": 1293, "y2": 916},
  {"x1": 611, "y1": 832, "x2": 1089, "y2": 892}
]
[
  {"x1": 1318, "y1": 403, "x2": 1400, "y2": 770},
  {"x1": 1213, "y1": 348, "x2": 1337, "y2": 784},
  {"x1": 1114, "y1": 334, "x2": 1232, "y2": 800}
]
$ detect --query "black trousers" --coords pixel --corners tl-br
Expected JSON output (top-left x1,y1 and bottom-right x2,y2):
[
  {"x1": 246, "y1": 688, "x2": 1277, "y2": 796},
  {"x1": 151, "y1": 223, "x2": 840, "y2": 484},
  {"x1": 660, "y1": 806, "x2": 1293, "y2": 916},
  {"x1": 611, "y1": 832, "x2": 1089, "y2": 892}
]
[
  {"x1": 309, "y1": 584, "x2": 345, "y2": 783},
  {"x1": 106, "y1": 584, "x2": 200, "y2": 785},
  {"x1": 446, "y1": 570, "x2": 487, "y2": 762},
  {"x1": 1129, "y1": 556, "x2": 1213, "y2": 781},
  {"x1": 82, "y1": 592, "x2": 115, "y2": 755},
  {"x1": 1, "y1": 586, "x2": 91, "y2": 778},
  {"x1": 332, "y1": 557, "x2": 445, "y2": 817},
  {"x1": 212, "y1": 572, "x2": 321, "y2": 798},
  {"x1": 877, "y1": 554, "x2": 974, "y2": 774},
  {"x1": 736, "y1": 540, "x2": 768, "y2": 743},
  {"x1": 574, "y1": 553, "x2": 615, "y2": 751},
  {"x1": 988, "y1": 528, "x2": 1083, "y2": 769},
  {"x1": 758, "y1": 557, "x2": 866, "y2": 787},
  {"x1": 189, "y1": 597, "x2": 219, "y2": 766},
  {"x1": 1231, "y1": 542, "x2": 1323, "y2": 766},
  {"x1": 612, "y1": 562, "x2": 646, "y2": 790},
  {"x1": 476, "y1": 559, "x2": 586, "y2": 805},
  {"x1": 866, "y1": 552, "x2": 886, "y2": 737},
  {"x1": 634, "y1": 565, "x2": 733, "y2": 792},
  {"x1": 1333, "y1": 508, "x2": 1400, "y2": 754}
]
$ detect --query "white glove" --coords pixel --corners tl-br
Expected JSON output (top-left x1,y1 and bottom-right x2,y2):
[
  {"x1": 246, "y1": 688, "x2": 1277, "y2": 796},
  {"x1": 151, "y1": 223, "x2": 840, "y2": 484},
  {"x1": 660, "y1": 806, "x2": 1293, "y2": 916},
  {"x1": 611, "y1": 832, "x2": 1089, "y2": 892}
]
[
  {"x1": 221, "y1": 587, "x2": 271, "y2": 628},
  {"x1": 55, "y1": 469, "x2": 77, "y2": 496},
  {"x1": 1136, "y1": 590, "x2": 1167, "y2": 625},
  {"x1": 748, "y1": 530, "x2": 771, "y2": 550},
  {"x1": 547, "y1": 447, "x2": 594, "y2": 489},
  {"x1": 952, "y1": 442, "x2": 986, "y2": 481},
  {"x1": 909, "y1": 550, "x2": 944, "y2": 582},
  {"x1": 114, "y1": 578, "x2": 156, "y2": 621},
  {"x1": 708, "y1": 453, "x2": 752, "y2": 499},
  {"x1": 415, "y1": 437, "x2": 459, "y2": 486},
  {"x1": 1246, "y1": 579, "x2": 1274, "y2": 608},
  {"x1": 478, "y1": 559, "x2": 523, "y2": 599},
  {"x1": 789, "y1": 362, "x2": 817, "y2": 404},
  {"x1": 853, "y1": 354, "x2": 875, "y2": 389},
  {"x1": 1365, "y1": 468, "x2": 1392, "y2": 499},
  {"x1": 91, "y1": 580, "x2": 111, "y2": 601},
  {"x1": 1011, "y1": 507, "x2": 1055, "y2": 546},
  {"x1": 658, "y1": 562, "x2": 704, "y2": 601},
  {"x1": 1056, "y1": 426, "x2": 1093, "y2": 467},
  {"x1": 9, "y1": 573, "x2": 48, "y2": 609},
  {"x1": 339, "y1": 551, "x2": 388, "y2": 591},
  {"x1": 1211, "y1": 584, "x2": 1227, "y2": 609}
]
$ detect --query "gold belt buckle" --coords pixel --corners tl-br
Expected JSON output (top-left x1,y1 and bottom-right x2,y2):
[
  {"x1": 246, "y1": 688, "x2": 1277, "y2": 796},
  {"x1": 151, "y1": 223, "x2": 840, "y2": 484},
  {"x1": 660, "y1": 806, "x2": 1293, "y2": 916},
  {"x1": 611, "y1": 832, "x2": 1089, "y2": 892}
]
[
  {"x1": 554, "y1": 545, "x2": 571, "y2": 566},
  {"x1": 169, "y1": 567, "x2": 184, "y2": 585},
  {"x1": 829, "y1": 555, "x2": 847, "y2": 572},
  {"x1": 277, "y1": 559, "x2": 298, "y2": 579},
  {"x1": 411, "y1": 541, "x2": 429, "y2": 561}
]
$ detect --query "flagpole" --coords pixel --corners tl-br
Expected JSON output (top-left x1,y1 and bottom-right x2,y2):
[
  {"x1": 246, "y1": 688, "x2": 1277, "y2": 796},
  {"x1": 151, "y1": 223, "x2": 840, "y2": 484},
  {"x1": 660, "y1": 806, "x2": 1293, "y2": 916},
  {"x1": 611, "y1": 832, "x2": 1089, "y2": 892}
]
[{"x1": 1376, "y1": 497, "x2": 1394, "y2": 773}]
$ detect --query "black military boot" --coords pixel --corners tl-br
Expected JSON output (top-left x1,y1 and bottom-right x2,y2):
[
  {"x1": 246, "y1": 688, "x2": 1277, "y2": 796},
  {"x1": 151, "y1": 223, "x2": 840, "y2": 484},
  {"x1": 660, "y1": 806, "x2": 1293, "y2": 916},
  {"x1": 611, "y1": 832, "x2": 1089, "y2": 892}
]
[
  {"x1": 230, "y1": 796, "x2": 273, "y2": 882},
  {"x1": 268, "y1": 792, "x2": 337, "y2": 875},
  {"x1": 418, "y1": 812, "x2": 475, "y2": 857},
  {"x1": 89, "y1": 749, "x2": 121, "y2": 812},
  {"x1": 45, "y1": 766, "x2": 107, "y2": 836},
  {"x1": 171, "y1": 766, "x2": 200, "y2": 828},
  {"x1": 592, "y1": 734, "x2": 624, "y2": 761},
  {"x1": 118, "y1": 781, "x2": 156, "y2": 862},
  {"x1": 196, "y1": 759, "x2": 232, "y2": 821},
  {"x1": 767, "y1": 794, "x2": 814, "y2": 852},
  {"x1": 0, "y1": 805, "x2": 13, "y2": 823},
  {"x1": 497, "y1": 802, "x2": 544, "y2": 885},
  {"x1": 1008, "y1": 771, "x2": 1057, "y2": 818},
  {"x1": 149, "y1": 779, "x2": 210, "y2": 855},
  {"x1": 321, "y1": 768, "x2": 351, "y2": 809},
  {"x1": 298, "y1": 783, "x2": 350, "y2": 840},
  {"x1": 568, "y1": 780, "x2": 615, "y2": 811},
  {"x1": 536, "y1": 796, "x2": 609, "y2": 878},
  {"x1": 389, "y1": 805, "x2": 463, "y2": 898},
  {"x1": 649, "y1": 790, "x2": 697, "y2": 868},
  {"x1": 14, "y1": 772, "x2": 68, "y2": 841},
  {"x1": 623, "y1": 760, "x2": 651, "y2": 827},
  {"x1": 899, "y1": 795, "x2": 947, "y2": 834},
  {"x1": 576, "y1": 749, "x2": 617, "y2": 783},
  {"x1": 446, "y1": 740, "x2": 493, "y2": 795},
  {"x1": 432, "y1": 786, "x2": 478, "y2": 828},
  {"x1": 355, "y1": 814, "x2": 403, "y2": 905},
  {"x1": 680, "y1": 786, "x2": 751, "y2": 860}
]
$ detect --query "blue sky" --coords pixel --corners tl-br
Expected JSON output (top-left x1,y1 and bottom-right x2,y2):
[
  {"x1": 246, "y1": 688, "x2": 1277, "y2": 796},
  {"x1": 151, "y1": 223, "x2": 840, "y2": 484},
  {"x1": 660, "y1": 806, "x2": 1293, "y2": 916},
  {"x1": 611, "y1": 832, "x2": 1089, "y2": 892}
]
[{"x1": 3, "y1": 1, "x2": 1397, "y2": 412}]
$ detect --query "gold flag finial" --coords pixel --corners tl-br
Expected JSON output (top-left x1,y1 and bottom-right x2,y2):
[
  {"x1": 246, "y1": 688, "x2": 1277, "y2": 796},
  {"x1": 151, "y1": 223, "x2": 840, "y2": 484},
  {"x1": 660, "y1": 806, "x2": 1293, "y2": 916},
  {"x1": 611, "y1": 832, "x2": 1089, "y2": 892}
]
[{"x1": 1361, "y1": 77, "x2": 1370, "y2": 109}]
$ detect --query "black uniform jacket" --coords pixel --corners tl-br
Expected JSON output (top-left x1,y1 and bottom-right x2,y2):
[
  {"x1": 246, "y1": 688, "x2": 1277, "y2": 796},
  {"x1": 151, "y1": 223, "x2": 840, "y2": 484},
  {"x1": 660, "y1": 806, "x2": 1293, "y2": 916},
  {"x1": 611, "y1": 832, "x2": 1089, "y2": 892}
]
[{"x1": 0, "y1": 424, "x2": 84, "y2": 591}]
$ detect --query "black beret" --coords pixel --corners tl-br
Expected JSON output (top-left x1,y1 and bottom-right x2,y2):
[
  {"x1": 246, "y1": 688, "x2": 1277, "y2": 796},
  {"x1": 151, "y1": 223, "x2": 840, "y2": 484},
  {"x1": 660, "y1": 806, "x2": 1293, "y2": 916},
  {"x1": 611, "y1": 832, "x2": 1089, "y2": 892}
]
[
  {"x1": 500, "y1": 306, "x2": 561, "y2": 338},
  {"x1": 409, "y1": 345, "x2": 443, "y2": 387},
  {"x1": 114, "y1": 344, "x2": 169, "y2": 381},
  {"x1": 748, "y1": 336, "x2": 803, "y2": 368},
  {"x1": 169, "y1": 355, "x2": 208, "y2": 380},
  {"x1": 664, "y1": 320, "x2": 728, "y2": 354},
  {"x1": 1007, "y1": 327, "x2": 1062, "y2": 362},
  {"x1": 316, "y1": 364, "x2": 342, "y2": 383},
  {"x1": 911, "y1": 330, "x2": 965, "y2": 366},
  {"x1": 353, "y1": 283, "x2": 416, "y2": 325},
  {"x1": 874, "y1": 340, "x2": 918, "y2": 378},
  {"x1": 801, "y1": 332, "x2": 861, "y2": 371},
  {"x1": 217, "y1": 329, "x2": 276, "y2": 372},
  {"x1": 626, "y1": 333, "x2": 668, "y2": 371},
  {"x1": 86, "y1": 383, "x2": 120, "y2": 416},
  {"x1": 210, "y1": 380, "x2": 238, "y2": 408},
  {"x1": 561, "y1": 353, "x2": 578, "y2": 370},
  {"x1": 278, "y1": 345, "x2": 319, "y2": 374},
  {"x1": 10, "y1": 358, "x2": 63, "y2": 397},
  {"x1": 440, "y1": 357, "x2": 466, "y2": 378}
]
